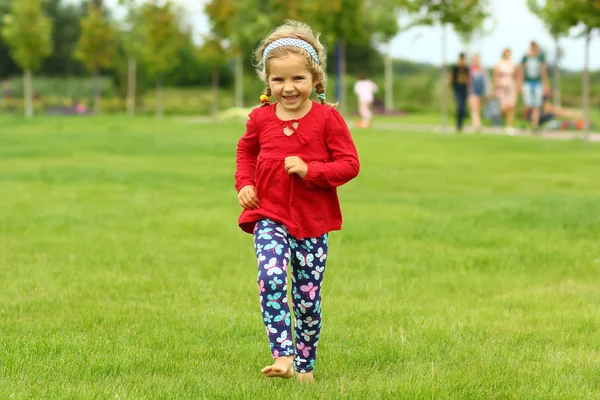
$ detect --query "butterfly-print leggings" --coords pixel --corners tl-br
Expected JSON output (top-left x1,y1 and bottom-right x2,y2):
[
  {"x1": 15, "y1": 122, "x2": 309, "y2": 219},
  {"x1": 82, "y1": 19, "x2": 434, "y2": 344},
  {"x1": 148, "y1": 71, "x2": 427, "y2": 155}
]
[{"x1": 253, "y1": 219, "x2": 328, "y2": 373}]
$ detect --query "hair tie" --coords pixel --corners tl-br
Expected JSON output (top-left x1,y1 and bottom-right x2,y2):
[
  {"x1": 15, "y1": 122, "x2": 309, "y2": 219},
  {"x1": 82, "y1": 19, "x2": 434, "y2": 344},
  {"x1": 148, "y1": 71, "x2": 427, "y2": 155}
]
[
  {"x1": 316, "y1": 93, "x2": 326, "y2": 102},
  {"x1": 260, "y1": 94, "x2": 271, "y2": 104},
  {"x1": 263, "y1": 38, "x2": 320, "y2": 65}
]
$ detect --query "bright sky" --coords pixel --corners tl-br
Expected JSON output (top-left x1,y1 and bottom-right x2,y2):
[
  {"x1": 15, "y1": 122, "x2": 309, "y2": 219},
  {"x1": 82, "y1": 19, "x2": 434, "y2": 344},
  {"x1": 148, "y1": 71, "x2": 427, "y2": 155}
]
[{"x1": 108, "y1": 0, "x2": 599, "y2": 71}]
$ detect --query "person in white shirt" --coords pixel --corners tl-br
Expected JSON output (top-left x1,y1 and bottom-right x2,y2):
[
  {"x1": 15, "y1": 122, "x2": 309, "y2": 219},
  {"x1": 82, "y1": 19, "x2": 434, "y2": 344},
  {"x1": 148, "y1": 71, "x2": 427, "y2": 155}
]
[{"x1": 353, "y1": 73, "x2": 378, "y2": 128}]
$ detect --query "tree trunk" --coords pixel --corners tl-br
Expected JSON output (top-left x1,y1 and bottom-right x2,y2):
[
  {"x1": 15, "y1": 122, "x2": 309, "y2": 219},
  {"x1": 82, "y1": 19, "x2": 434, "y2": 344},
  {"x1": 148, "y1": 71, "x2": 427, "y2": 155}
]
[
  {"x1": 384, "y1": 42, "x2": 393, "y2": 113},
  {"x1": 582, "y1": 29, "x2": 590, "y2": 143},
  {"x1": 127, "y1": 57, "x2": 137, "y2": 116},
  {"x1": 553, "y1": 36, "x2": 561, "y2": 108},
  {"x1": 441, "y1": 24, "x2": 448, "y2": 133},
  {"x1": 340, "y1": 39, "x2": 347, "y2": 115},
  {"x1": 24, "y1": 69, "x2": 33, "y2": 119},
  {"x1": 212, "y1": 67, "x2": 220, "y2": 120},
  {"x1": 93, "y1": 68, "x2": 100, "y2": 115},
  {"x1": 156, "y1": 77, "x2": 163, "y2": 119},
  {"x1": 235, "y1": 53, "x2": 243, "y2": 108}
]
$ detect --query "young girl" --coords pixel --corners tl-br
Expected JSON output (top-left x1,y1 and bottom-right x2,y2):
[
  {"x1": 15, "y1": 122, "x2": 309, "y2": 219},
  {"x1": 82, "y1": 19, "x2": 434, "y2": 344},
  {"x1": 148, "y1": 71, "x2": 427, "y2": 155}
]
[
  {"x1": 353, "y1": 73, "x2": 378, "y2": 128},
  {"x1": 234, "y1": 20, "x2": 360, "y2": 382}
]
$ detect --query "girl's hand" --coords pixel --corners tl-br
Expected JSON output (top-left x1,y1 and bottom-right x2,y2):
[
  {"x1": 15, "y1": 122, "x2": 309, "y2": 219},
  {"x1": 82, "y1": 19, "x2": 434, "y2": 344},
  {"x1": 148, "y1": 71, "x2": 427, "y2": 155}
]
[
  {"x1": 284, "y1": 156, "x2": 308, "y2": 178},
  {"x1": 238, "y1": 185, "x2": 259, "y2": 210}
]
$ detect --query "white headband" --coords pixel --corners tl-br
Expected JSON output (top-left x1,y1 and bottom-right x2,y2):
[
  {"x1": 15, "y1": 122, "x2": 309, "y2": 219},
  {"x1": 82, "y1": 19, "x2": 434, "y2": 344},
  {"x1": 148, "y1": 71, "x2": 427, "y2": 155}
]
[{"x1": 262, "y1": 38, "x2": 320, "y2": 65}]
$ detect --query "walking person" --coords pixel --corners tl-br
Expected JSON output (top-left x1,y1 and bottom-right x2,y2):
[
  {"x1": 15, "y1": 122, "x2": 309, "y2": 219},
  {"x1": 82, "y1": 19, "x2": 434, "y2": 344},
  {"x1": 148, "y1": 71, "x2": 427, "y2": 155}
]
[
  {"x1": 494, "y1": 48, "x2": 518, "y2": 135},
  {"x1": 518, "y1": 41, "x2": 550, "y2": 130},
  {"x1": 449, "y1": 53, "x2": 470, "y2": 132}
]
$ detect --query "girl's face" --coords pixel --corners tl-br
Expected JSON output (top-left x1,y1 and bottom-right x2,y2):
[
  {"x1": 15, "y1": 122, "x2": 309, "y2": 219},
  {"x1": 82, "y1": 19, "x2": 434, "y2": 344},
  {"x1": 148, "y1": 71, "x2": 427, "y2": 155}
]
[
  {"x1": 267, "y1": 53, "x2": 314, "y2": 116},
  {"x1": 503, "y1": 49, "x2": 511, "y2": 59}
]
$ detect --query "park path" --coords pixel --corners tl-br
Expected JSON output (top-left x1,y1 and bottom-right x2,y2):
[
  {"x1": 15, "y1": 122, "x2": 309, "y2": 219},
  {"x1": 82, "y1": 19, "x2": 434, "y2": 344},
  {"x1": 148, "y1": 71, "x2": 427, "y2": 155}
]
[
  {"x1": 185, "y1": 116, "x2": 600, "y2": 143},
  {"x1": 367, "y1": 122, "x2": 600, "y2": 142}
]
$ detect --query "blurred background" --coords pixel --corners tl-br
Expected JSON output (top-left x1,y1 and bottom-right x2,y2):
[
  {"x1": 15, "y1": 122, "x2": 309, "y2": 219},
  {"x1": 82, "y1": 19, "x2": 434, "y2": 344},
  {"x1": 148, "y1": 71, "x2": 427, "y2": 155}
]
[{"x1": 0, "y1": 0, "x2": 598, "y2": 128}]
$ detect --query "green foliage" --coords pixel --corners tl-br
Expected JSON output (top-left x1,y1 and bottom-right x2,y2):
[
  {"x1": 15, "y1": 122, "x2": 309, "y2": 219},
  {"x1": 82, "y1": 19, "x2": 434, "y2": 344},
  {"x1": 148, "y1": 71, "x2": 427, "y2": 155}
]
[
  {"x1": 204, "y1": 0, "x2": 273, "y2": 55},
  {"x1": 75, "y1": 4, "x2": 116, "y2": 72},
  {"x1": 561, "y1": 69, "x2": 600, "y2": 106},
  {"x1": 315, "y1": 0, "x2": 368, "y2": 47},
  {"x1": 200, "y1": 37, "x2": 228, "y2": 69},
  {"x1": 413, "y1": 0, "x2": 490, "y2": 43},
  {"x1": 0, "y1": 1, "x2": 22, "y2": 76},
  {"x1": 364, "y1": 0, "x2": 411, "y2": 42},
  {"x1": 204, "y1": 0, "x2": 397, "y2": 61},
  {"x1": 1, "y1": 0, "x2": 52, "y2": 71},
  {"x1": 567, "y1": 0, "x2": 600, "y2": 33},
  {"x1": 117, "y1": 0, "x2": 145, "y2": 60},
  {"x1": 164, "y1": 38, "x2": 229, "y2": 87},
  {"x1": 0, "y1": 0, "x2": 95, "y2": 77},
  {"x1": 527, "y1": 0, "x2": 573, "y2": 38},
  {"x1": 42, "y1": 0, "x2": 87, "y2": 76},
  {"x1": 203, "y1": 0, "x2": 236, "y2": 40},
  {"x1": 2, "y1": 75, "x2": 116, "y2": 98},
  {"x1": 139, "y1": 1, "x2": 183, "y2": 79}
]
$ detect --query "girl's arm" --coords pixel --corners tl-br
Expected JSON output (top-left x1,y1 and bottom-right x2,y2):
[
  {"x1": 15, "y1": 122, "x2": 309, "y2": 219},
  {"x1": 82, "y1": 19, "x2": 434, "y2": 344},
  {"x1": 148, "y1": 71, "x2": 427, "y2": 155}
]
[
  {"x1": 234, "y1": 113, "x2": 260, "y2": 191},
  {"x1": 304, "y1": 110, "x2": 360, "y2": 189}
]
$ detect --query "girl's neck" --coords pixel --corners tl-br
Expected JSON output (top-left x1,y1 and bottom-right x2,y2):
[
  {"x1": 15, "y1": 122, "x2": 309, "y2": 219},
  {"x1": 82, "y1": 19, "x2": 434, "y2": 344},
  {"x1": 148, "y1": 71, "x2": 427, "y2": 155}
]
[{"x1": 275, "y1": 100, "x2": 313, "y2": 121}]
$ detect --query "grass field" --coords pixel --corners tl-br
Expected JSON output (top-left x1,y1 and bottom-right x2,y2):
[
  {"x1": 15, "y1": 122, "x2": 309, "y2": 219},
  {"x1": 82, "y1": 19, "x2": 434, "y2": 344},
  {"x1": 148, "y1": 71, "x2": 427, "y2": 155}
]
[{"x1": 1, "y1": 115, "x2": 600, "y2": 399}]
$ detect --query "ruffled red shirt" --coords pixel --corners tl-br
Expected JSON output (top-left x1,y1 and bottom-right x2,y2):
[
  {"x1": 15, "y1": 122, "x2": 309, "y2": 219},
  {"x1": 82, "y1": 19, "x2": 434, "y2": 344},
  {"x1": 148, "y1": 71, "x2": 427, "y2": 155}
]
[{"x1": 235, "y1": 101, "x2": 360, "y2": 239}]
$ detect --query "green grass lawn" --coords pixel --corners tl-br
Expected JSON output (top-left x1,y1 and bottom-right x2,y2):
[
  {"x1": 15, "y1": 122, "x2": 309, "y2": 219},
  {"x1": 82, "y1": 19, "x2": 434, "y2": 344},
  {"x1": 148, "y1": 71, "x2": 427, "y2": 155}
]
[{"x1": 1, "y1": 115, "x2": 600, "y2": 399}]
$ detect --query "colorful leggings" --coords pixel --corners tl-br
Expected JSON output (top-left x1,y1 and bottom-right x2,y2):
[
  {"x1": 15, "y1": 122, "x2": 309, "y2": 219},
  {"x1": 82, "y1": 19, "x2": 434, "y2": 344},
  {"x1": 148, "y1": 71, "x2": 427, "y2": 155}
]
[{"x1": 253, "y1": 219, "x2": 328, "y2": 373}]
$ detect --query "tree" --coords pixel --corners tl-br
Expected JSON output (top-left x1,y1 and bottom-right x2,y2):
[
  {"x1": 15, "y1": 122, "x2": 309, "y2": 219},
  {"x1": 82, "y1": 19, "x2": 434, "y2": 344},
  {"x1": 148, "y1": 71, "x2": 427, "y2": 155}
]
[
  {"x1": 139, "y1": 1, "x2": 184, "y2": 118},
  {"x1": 413, "y1": 0, "x2": 490, "y2": 132},
  {"x1": 325, "y1": 0, "x2": 365, "y2": 115},
  {"x1": 75, "y1": 2, "x2": 116, "y2": 114},
  {"x1": 204, "y1": 0, "x2": 245, "y2": 108},
  {"x1": 2, "y1": 0, "x2": 91, "y2": 78},
  {"x1": 527, "y1": 0, "x2": 572, "y2": 107},
  {"x1": 42, "y1": 0, "x2": 87, "y2": 77},
  {"x1": 200, "y1": 37, "x2": 228, "y2": 119},
  {"x1": 560, "y1": 0, "x2": 600, "y2": 141},
  {"x1": 365, "y1": 0, "x2": 417, "y2": 112},
  {"x1": 118, "y1": 0, "x2": 144, "y2": 116},
  {"x1": 553, "y1": 0, "x2": 600, "y2": 142},
  {"x1": 1, "y1": 0, "x2": 52, "y2": 118},
  {"x1": 0, "y1": 0, "x2": 23, "y2": 78}
]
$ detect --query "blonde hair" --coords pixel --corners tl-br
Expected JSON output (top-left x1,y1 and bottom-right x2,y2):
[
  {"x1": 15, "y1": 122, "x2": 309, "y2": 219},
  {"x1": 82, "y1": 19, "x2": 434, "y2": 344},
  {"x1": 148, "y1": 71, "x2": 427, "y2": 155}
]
[{"x1": 254, "y1": 20, "x2": 336, "y2": 108}]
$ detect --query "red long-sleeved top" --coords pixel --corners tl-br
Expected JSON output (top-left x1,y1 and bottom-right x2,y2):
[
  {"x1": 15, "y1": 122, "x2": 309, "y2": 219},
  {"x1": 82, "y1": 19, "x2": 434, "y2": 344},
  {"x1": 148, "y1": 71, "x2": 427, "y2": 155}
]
[{"x1": 235, "y1": 101, "x2": 360, "y2": 239}]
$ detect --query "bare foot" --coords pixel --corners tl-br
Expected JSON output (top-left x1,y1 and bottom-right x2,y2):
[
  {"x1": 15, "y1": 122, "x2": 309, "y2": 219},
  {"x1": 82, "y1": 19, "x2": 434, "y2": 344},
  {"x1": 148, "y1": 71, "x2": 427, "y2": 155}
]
[
  {"x1": 261, "y1": 355, "x2": 294, "y2": 379},
  {"x1": 297, "y1": 371, "x2": 314, "y2": 383}
]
